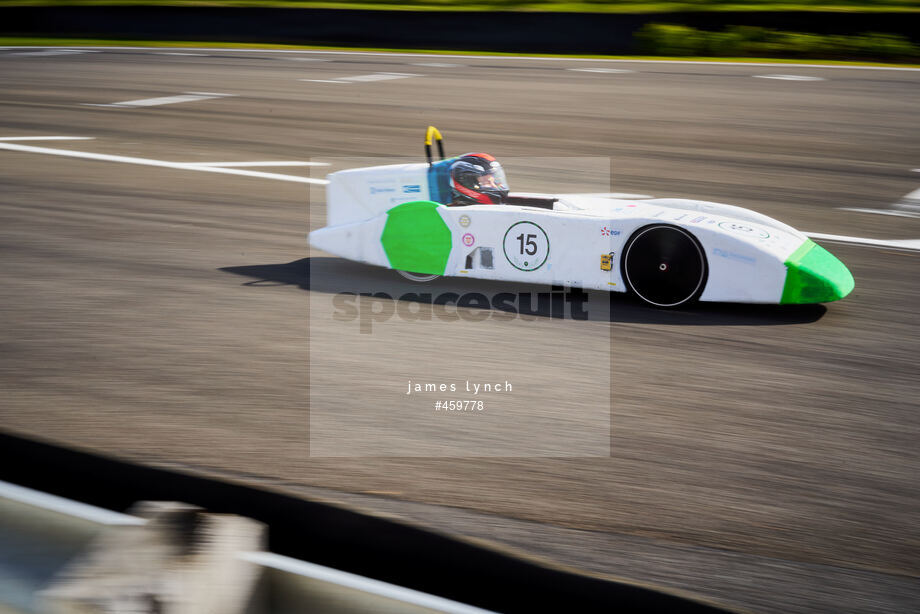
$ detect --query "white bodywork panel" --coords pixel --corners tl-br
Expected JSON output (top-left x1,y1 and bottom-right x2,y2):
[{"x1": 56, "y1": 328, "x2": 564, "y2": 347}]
[
  {"x1": 311, "y1": 165, "x2": 814, "y2": 304},
  {"x1": 325, "y1": 163, "x2": 430, "y2": 226}
]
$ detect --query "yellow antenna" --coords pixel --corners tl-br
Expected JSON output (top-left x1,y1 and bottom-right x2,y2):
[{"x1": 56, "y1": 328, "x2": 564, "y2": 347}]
[{"x1": 425, "y1": 126, "x2": 445, "y2": 166}]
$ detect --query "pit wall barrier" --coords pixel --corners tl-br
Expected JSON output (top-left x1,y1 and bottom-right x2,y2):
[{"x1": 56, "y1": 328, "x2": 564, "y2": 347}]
[
  {"x1": 1, "y1": 6, "x2": 917, "y2": 54},
  {"x1": 0, "y1": 431, "x2": 734, "y2": 613}
]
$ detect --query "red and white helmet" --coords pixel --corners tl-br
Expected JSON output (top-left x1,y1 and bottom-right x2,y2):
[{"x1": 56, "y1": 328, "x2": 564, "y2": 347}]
[{"x1": 449, "y1": 153, "x2": 509, "y2": 205}]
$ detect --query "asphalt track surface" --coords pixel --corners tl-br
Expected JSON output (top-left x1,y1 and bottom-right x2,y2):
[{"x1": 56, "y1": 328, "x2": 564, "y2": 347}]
[{"x1": 1, "y1": 48, "x2": 919, "y2": 613}]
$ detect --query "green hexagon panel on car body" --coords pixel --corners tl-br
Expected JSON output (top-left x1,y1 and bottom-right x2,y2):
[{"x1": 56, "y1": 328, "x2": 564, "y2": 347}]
[
  {"x1": 380, "y1": 200, "x2": 453, "y2": 275},
  {"x1": 781, "y1": 239, "x2": 855, "y2": 304}
]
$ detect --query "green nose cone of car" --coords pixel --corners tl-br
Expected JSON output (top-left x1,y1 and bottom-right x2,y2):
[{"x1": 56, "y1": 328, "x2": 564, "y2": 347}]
[{"x1": 781, "y1": 239, "x2": 855, "y2": 304}]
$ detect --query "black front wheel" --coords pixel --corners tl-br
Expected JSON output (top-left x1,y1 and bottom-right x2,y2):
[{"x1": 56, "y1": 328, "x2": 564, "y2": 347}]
[
  {"x1": 396, "y1": 270, "x2": 440, "y2": 283},
  {"x1": 621, "y1": 225, "x2": 708, "y2": 308}
]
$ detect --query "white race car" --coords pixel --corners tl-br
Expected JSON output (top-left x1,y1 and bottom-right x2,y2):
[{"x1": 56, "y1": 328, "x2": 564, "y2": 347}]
[{"x1": 309, "y1": 127, "x2": 854, "y2": 308}]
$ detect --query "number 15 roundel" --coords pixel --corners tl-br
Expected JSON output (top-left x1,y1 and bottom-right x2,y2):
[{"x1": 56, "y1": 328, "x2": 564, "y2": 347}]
[{"x1": 503, "y1": 221, "x2": 549, "y2": 271}]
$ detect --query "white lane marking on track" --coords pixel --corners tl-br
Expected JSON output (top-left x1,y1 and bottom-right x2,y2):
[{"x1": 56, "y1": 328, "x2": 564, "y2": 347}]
[
  {"x1": 155, "y1": 52, "x2": 208, "y2": 56},
  {"x1": 188, "y1": 161, "x2": 329, "y2": 167},
  {"x1": 9, "y1": 49, "x2": 99, "y2": 57},
  {"x1": 892, "y1": 185, "x2": 920, "y2": 212},
  {"x1": 83, "y1": 92, "x2": 234, "y2": 108},
  {"x1": 838, "y1": 182, "x2": 920, "y2": 216},
  {"x1": 0, "y1": 136, "x2": 95, "y2": 141},
  {"x1": 3, "y1": 47, "x2": 920, "y2": 70},
  {"x1": 806, "y1": 232, "x2": 920, "y2": 251},
  {"x1": 411, "y1": 63, "x2": 462, "y2": 67},
  {"x1": 0, "y1": 142, "x2": 328, "y2": 185},
  {"x1": 838, "y1": 207, "x2": 920, "y2": 218},
  {"x1": 340, "y1": 72, "x2": 421, "y2": 82},
  {"x1": 567, "y1": 68, "x2": 635, "y2": 73},
  {"x1": 754, "y1": 74, "x2": 825, "y2": 81},
  {"x1": 300, "y1": 72, "x2": 421, "y2": 84}
]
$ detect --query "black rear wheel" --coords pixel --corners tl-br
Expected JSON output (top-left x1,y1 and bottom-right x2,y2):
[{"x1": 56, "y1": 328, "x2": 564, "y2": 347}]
[{"x1": 621, "y1": 225, "x2": 707, "y2": 308}]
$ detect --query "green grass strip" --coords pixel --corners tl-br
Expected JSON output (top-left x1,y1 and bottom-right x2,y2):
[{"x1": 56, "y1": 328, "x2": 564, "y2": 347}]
[{"x1": 637, "y1": 23, "x2": 919, "y2": 59}]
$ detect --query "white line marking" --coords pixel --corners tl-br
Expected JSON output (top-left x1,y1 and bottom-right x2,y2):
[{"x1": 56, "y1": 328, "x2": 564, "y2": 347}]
[
  {"x1": 754, "y1": 74, "x2": 825, "y2": 81},
  {"x1": 83, "y1": 92, "x2": 234, "y2": 108},
  {"x1": 188, "y1": 161, "x2": 329, "y2": 167},
  {"x1": 10, "y1": 49, "x2": 99, "y2": 57},
  {"x1": 0, "y1": 142, "x2": 328, "y2": 185},
  {"x1": 155, "y1": 52, "x2": 208, "y2": 56},
  {"x1": 340, "y1": 72, "x2": 421, "y2": 82},
  {"x1": 300, "y1": 72, "x2": 421, "y2": 85},
  {"x1": 838, "y1": 207, "x2": 920, "y2": 218},
  {"x1": 3, "y1": 47, "x2": 920, "y2": 70},
  {"x1": 882, "y1": 185, "x2": 920, "y2": 213},
  {"x1": 0, "y1": 479, "x2": 145, "y2": 526},
  {"x1": 0, "y1": 136, "x2": 95, "y2": 141},
  {"x1": 567, "y1": 68, "x2": 635, "y2": 73},
  {"x1": 240, "y1": 552, "x2": 495, "y2": 614},
  {"x1": 837, "y1": 185, "x2": 920, "y2": 217},
  {"x1": 411, "y1": 62, "x2": 462, "y2": 67},
  {"x1": 186, "y1": 91, "x2": 234, "y2": 97},
  {"x1": 806, "y1": 232, "x2": 920, "y2": 251}
]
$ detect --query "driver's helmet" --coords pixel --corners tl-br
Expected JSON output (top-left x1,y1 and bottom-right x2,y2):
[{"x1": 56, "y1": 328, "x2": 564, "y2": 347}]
[{"x1": 449, "y1": 153, "x2": 509, "y2": 205}]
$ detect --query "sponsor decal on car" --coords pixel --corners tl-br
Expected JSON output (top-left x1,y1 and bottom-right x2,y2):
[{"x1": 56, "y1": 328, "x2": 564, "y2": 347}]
[
  {"x1": 713, "y1": 248, "x2": 757, "y2": 264},
  {"x1": 402, "y1": 184, "x2": 421, "y2": 194},
  {"x1": 462, "y1": 233, "x2": 475, "y2": 247},
  {"x1": 600, "y1": 226, "x2": 621, "y2": 237},
  {"x1": 459, "y1": 214, "x2": 471, "y2": 228},
  {"x1": 600, "y1": 252, "x2": 615, "y2": 271}
]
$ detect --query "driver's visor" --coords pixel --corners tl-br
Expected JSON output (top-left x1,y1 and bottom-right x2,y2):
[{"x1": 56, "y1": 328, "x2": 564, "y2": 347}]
[{"x1": 477, "y1": 167, "x2": 509, "y2": 191}]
